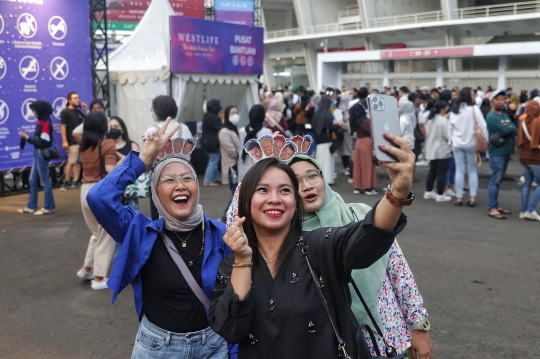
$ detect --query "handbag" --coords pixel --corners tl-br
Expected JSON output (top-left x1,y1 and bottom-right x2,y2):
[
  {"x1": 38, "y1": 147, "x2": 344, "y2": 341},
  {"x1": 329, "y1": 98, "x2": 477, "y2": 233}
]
[
  {"x1": 488, "y1": 133, "x2": 508, "y2": 147},
  {"x1": 302, "y1": 241, "x2": 408, "y2": 359},
  {"x1": 42, "y1": 146, "x2": 60, "y2": 160},
  {"x1": 472, "y1": 107, "x2": 487, "y2": 153},
  {"x1": 124, "y1": 172, "x2": 150, "y2": 198}
]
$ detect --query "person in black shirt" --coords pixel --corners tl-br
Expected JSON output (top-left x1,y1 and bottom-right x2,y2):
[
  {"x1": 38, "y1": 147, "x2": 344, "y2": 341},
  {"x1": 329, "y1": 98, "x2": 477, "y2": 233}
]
[
  {"x1": 209, "y1": 131, "x2": 415, "y2": 359},
  {"x1": 201, "y1": 99, "x2": 223, "y2": 186},
  {"x1": 60, "y1": 91, "x2": 86, "y2": 191}
]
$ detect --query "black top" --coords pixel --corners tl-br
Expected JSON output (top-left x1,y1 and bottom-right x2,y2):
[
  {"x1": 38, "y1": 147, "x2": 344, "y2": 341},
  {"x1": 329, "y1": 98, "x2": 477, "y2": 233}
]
[
  {"x1": 117, "y1": 141, "x2": 132, "y2": 156},
  {"x1": 209, "y1": 203, "x2": 407, "y2": 359},
  {"x1": 141, "y1": 222, "x2": 208, "y2": 333},
  {"x1": 60, "y1": 108, "x2": 85, "y2": 145}
]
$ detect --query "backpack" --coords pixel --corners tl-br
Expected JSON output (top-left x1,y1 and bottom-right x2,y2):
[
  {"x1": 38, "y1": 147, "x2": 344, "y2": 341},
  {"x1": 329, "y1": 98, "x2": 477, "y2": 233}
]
[{"x1": 349, "y1": 100, "x2": 368, "y2": 134}]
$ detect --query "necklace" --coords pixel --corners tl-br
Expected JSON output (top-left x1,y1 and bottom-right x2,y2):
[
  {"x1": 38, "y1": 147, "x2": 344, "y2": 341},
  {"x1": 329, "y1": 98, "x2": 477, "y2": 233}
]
[
  {"x1": 260, "y1": 252, "x2": 277, "y2": 264},
  {"x1": 173, "y1": 229, "x2": 194, "y2": 248}
]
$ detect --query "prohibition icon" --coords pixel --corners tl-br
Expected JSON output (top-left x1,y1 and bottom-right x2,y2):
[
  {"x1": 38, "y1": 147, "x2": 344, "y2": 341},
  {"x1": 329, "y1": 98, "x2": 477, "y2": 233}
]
[
  {"x1": 0, "y1": 56, "x2": 7, "y2": 80},
  {"x1": 21, "y1": 98, "x2": 37, "y2": 123},
  {"x1": 17, "y1": 13, "x2": 38, "y2": 39},
  {"x1": 19, "y1": 56, "x2": 40, "y2": 81},
  {"x1": 52, "y1": 97, "x2": 68, "y2": 120},
  {"x1": 50, "y1": 57, "x2": 69, "y2": 80},
  {"x1": 0, "y1": 100, "x2": 9, "y2": 125},
  {"x1": 48, "y1": 16, "x2": 67, "y2": 40}
]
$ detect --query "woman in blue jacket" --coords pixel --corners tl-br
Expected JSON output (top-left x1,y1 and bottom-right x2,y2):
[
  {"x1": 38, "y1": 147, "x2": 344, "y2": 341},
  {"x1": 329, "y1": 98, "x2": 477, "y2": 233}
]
[{"x1": 87, "y1": 118, "x2": 233, "y2": 359}]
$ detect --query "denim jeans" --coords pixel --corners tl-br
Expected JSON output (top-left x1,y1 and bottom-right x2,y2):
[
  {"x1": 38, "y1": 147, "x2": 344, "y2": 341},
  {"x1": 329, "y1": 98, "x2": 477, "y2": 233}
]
[
  {"x1": 453, "y1": 146, "x2": 478, "y2": 198},
  {"x1": 204, "y1": 152, "x2": 220, "y2": 183},
  {"x1": 27, "y1": 149, "x2": 56, "y2": 211},
  {"x1": 131, "y1": 316, "x2": 228, "y2": 359},
  {"x1": 520, "y1": 163, "x2": 540, "y2": 213},
  {"x1": 488, "y1": 155, "x2": 510, "y2": 211},
  {"x1": 446, "y1": 156, "x2": 455, "y2": 186}
]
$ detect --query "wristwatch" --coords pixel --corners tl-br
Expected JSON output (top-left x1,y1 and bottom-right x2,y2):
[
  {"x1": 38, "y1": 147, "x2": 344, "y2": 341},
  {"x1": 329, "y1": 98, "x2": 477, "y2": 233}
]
[
  {"x1": 385, "y1": 184, "x2": 414, "y2": 207},
  {"x1": 411, "y1": 318, "x2": 430, "y2": 331}
]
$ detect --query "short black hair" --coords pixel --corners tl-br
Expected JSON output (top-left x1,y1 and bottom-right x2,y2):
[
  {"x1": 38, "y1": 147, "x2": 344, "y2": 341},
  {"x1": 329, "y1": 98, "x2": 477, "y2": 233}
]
[
  {"x1": 90, "y1": 99, "x2": 105, "y2": 112},
  {"x1": 67, "y1": 91, "x2": 78, "y2": 102},
  {"x1": 399, "y1": 86, "x2": 410, "y2": 94},
  {"x1": 152, "y1": 95, "x2": 178, "y2": 121},
  {"x1": 358, "y1": 87, "x2": 369, "y2": 99}
]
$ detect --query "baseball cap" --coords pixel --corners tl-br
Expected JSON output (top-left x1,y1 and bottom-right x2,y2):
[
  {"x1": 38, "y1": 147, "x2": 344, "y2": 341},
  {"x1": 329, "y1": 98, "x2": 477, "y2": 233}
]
[{"x1": 490, "y1": 89, "x2": 508, "y2": 101}]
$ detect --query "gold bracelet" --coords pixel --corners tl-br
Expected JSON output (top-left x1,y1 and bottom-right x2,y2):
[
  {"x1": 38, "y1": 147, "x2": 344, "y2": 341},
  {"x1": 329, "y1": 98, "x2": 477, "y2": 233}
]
[{"x1": 232, "y1": 261, "x2": 253, "y2": 268}]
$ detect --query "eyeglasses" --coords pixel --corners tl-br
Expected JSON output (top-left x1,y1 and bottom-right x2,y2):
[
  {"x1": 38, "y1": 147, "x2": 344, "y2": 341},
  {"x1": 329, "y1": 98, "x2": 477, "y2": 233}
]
[
  {"x1": 296, "y1": 170, "x2": 322, "y2": 187},
  {"x1": 158, "y1": 173, "x2": 197, "y2": 189}
]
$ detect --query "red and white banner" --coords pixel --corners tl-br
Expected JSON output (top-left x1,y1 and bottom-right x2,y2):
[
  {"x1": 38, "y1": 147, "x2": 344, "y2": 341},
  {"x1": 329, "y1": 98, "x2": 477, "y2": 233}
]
[{"x1": 381, "y1": 46, "x2": 474, "y2": 59}]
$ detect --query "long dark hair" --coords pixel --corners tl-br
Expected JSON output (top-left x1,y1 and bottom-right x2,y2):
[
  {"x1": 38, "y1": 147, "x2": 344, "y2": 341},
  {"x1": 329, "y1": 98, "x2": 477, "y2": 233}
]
[
  {"x1": 238, "y1": 158, "x2": 303, "y2": 277},
  {"x1": 81, "y1": 111, "x2": 108, "y2": 152},
  {"x1": 109, "y1": 116, "x2": 131, "y2": 142},
  {"x1": 312, "y1": 96, "x2": 332, "y2": 136},
  {"x1": 428, "y1": 101, "x2": 449, "y2": 120},
  {"x1": 223, "y1": 106, "x2": 239, "y2": 136},
  {"x1": 422, "y1": 98, "x2": 436, "y2": 113},
  {"x1": 451, "y1": 87, "x2": 473, "y2": 114}
]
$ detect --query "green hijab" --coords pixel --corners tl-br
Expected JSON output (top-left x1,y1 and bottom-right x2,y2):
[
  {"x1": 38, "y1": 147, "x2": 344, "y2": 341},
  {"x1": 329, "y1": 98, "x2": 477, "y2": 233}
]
[{"x1": 287, "y1": 154, "x2": 390, "y2": 332}]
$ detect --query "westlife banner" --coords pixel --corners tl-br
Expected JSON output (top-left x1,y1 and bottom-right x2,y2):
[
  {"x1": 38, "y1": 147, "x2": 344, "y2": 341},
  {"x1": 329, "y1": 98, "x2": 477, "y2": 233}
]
[
  {"x1": 103, "y1": 0, "x2": 204, "y2": 31},
  {"x1": 170, "y1": 16, "x2": 263, "y2": 74},
  {"x1": 214, "y1": 0, "x2": 254, "y2": 26},
  {"x1": 0, "y1": 0, "x2": 93, "y2": 172}
]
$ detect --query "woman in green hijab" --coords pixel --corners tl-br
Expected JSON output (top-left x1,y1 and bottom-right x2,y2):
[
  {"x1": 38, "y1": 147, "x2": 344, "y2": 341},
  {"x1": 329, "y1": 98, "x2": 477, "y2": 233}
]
[{"x1": 287, "y1": 154, "x2": 432, "y2": 359}]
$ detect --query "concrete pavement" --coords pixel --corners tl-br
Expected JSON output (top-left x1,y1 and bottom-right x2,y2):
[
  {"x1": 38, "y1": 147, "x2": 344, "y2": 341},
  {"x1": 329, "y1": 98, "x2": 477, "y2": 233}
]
[{"x1": 1, "y1": 158, "x2": 539, "y2": 358}]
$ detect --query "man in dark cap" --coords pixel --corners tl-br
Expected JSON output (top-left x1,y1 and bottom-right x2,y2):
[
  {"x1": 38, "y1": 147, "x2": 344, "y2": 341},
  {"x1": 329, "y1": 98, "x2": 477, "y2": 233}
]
[{"x1": 17, "y1": 100, "x2": 56, "y2": 215}]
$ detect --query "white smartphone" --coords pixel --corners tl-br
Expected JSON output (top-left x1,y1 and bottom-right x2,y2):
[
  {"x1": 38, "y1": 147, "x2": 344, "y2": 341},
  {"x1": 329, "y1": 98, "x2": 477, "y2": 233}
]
[{"x1": 368, "y1": 94, "x2": 401, "y2": 163}]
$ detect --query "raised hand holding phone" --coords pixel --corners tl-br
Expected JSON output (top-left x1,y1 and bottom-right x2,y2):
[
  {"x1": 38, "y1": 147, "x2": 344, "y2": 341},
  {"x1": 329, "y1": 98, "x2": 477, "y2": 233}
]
[{"x1": 369, "y1": 94, "x2": 402, "y2": 162}]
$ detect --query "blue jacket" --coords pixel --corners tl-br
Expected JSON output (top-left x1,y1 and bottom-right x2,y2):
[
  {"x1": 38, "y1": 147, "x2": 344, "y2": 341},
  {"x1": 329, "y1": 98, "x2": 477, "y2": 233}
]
[{"x1": 86, "y1": 152, "x2": 232, "y2": 319}]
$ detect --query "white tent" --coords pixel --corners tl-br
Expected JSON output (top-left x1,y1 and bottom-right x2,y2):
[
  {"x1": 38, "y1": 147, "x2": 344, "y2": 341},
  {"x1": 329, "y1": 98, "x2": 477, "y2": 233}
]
[{"x1": 107, "y1": 0, "x2": 259, "y2": 145}]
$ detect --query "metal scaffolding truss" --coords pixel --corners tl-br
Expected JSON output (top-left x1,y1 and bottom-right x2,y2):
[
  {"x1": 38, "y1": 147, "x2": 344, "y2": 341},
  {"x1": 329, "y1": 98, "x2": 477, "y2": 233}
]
[
  {"x1": 254, "y1": 0, "x2": 262, "y2": 27},
  {"x1": 89, "y1": 0, "x2": 110, "y2": 115}
]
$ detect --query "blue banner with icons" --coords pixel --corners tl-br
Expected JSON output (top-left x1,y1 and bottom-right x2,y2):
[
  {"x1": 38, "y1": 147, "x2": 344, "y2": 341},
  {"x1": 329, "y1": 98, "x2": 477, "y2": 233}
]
[{"x1": 0, "y1": 0, "x2": 93, "y2": 172}]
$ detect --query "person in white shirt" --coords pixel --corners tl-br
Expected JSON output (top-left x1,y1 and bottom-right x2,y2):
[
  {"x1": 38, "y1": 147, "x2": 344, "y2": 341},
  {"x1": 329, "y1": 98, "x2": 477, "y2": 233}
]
[
  {"x1": 448, "y1": 87, "x2": 488, "y2": 207},
  {"x1": 399, "y1": 101, "x2": 416, "y2": 151}
]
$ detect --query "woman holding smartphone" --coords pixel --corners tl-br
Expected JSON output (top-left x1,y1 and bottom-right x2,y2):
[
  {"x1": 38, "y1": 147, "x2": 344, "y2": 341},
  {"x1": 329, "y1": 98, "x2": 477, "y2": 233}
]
[{"x1": 210, "y1": 132, "x2": 415, "y2": 359}]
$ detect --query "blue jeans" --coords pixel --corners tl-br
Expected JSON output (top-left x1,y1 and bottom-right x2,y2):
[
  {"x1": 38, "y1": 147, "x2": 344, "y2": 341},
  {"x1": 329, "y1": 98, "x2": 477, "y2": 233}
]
[
  {"x1": 132, "y1": 316, "x2": 228, "y2": 359},
  {"x1": 453, "y1": 146, "x2": 478, "y2": 198},
  {"x1": 27, "y1": 149, "x2": 56, "y2": 211},
  {"x1": 204, "y1": 152, "x2": 220, "y2": 183},
  {"x1": 488, "y1": 155, "x2": 510, "y2": 211},
  {"x1": 446, "y1": 156, "x2": 455, "y2": 186},
  {"x1": 520, "y1": 163, "x2": 540, "y2": 213}
]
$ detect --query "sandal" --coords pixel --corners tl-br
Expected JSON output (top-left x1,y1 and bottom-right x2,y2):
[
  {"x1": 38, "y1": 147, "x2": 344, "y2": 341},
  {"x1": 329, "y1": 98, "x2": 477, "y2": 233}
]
[
  {"x1": 466, "y1": 201, "x2": 475, "y2": 207},
  {"x1": 488, "y1": 212, "x2": 506, "y2": 220},
  {"x1": 454, "y1": 201, "x2": 463, "y2": 207},
  {"x1": 497, "y1": 208, "x2": 511, "y2": 214}
]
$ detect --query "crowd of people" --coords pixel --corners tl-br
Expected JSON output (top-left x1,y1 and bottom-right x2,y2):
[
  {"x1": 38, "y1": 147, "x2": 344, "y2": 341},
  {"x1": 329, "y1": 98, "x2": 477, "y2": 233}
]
[{"x1": 10, "y1": 78, "x2": 540, "y2": 358}]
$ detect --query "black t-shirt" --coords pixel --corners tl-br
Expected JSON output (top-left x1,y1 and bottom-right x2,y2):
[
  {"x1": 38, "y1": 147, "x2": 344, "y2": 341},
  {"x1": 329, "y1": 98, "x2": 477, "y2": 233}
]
[
  {"x1": 117, "y1": 141, "x2": 132, "y2": 156},
  {"x1": 60, "y1": 108, "x2": 85, "y2": 145},
  {"x1": 141, "y1": 222, "x2": 208, "y2": 333}
]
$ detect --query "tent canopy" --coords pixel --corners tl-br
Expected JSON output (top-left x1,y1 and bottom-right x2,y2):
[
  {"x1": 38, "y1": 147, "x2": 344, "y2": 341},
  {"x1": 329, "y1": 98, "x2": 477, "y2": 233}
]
[{"x1": 107, "y1": 0, "x2": 259, "y2": 146}]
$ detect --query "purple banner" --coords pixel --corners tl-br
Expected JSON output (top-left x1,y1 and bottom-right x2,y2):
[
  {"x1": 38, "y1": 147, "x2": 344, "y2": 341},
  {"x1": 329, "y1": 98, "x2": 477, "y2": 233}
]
[
  {"x1": 170, "y1": 16, "x2": 263, "y2": 74},
  {"x1": 215, "y1": 11, "x2": 253, "y2": 26},
  {"x1": 0, "y1": 0, "x2": 93, "y2": 172}
]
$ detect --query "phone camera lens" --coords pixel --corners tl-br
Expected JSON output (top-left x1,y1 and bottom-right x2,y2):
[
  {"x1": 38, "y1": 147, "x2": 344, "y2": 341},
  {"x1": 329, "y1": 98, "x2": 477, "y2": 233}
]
[
  {"x1": 378, "y1": 101, "x2": 384, "y2": 107},
  {"x1": 373, "y1": 104, "x2": 379, "y2": 110}
]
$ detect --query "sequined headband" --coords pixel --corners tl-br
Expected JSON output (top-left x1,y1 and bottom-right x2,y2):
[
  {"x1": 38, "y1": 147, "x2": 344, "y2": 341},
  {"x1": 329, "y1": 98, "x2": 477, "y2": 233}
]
[{"x1": 243, "y1": 134, "x2": 313, "y2": 162}]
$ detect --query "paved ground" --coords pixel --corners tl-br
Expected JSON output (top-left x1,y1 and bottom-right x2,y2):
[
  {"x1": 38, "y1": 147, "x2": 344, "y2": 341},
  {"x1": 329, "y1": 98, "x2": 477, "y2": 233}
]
[{"x1": 1, "y1": 157, "x2": 539, "y2": 358}]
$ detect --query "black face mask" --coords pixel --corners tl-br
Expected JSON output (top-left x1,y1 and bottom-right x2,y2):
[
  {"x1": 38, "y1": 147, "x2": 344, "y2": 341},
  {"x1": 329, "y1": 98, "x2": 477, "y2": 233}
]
[{"x1": 107, "y1": 128, "x2": 122, "y2": 140}]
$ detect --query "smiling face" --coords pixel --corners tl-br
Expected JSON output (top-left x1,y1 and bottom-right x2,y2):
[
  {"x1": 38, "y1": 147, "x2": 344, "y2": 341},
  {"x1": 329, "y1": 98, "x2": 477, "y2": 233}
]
[
  {"x1": 273, "y1": 137, "x2": 285, "y2": 156},
  {"x1": 156, "y1": 162, "x2": 199, "y2": 221},
  {"x1": 260, "y1": 138, "x2": 273, "y2": 156},
  {"x1": 183, "y1": 141, "x2": 194, "y2": 155},
  {"x1": 301, "y1": 139, "x2": 311, "y2": 152},
  {"x1": 250, "y1": 167, "x2": 296, "y2": 234},
  {"x1": 280, "y1": 145, "x2": 294, "y2": 160},
  {"x1": 249, "y1": 147, "x2": 262, "y2": 160},
  {"x1": 290, "y1": 160, "x2": 325, "y2": 213}
]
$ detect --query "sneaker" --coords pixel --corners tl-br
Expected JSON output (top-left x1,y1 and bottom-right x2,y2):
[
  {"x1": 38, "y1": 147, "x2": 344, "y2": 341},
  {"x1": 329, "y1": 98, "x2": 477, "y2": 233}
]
[
  {"x1": 423, "y1": 191, "x2": 437, "y2": 200},
  {"x1": 34, "y1": 208, "x2": 52, "y2": 215},
  {"x1": 17, "y1": 207, "x2": 35, "y2": 214},
  {"x1": 347, "y1": 178, "x2": 353, "y2": 184},
  {"x1": 344, "y1": 168, "x2": 351, "y2": 176},
  {"x1": 519, "y1": 176, "x2": 525, "y2": 185},
  {"x1": 353, "y1": 189, "x2": 360, "y2": 194},
  {"x1": 534, "y1": 182, "x2": 539, "y2": 187},
  {"x1": 522, "y1": 211, "x2": 540, "y2": 221},
  {"x1": 77, "y1": 268, "x2": 94, "y2": 280},
  {"x1": 70, "y1": 181, "x2": 81, "y2": 189},
  {"x1": 436, "y1": 194, "x2": 452, "y2": 202},
  {"x1": 416, "y1": 160, "x2": 429, "y2": 167},
  {"x1": 444, "y1": 188, "x2": 456, "y2": 197},
  {"x1": 91, "y1": 278, "x2": 109, "y2": 290},
  {"x1": 519, "y1": 212, "x2": 525, "y2": 219},
  {"x1": 60, "y1": 182, "x2": 70, "y2": 192},
  {"x1": 365, "y1": 189, "x2": 379, "y2": 196}
]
